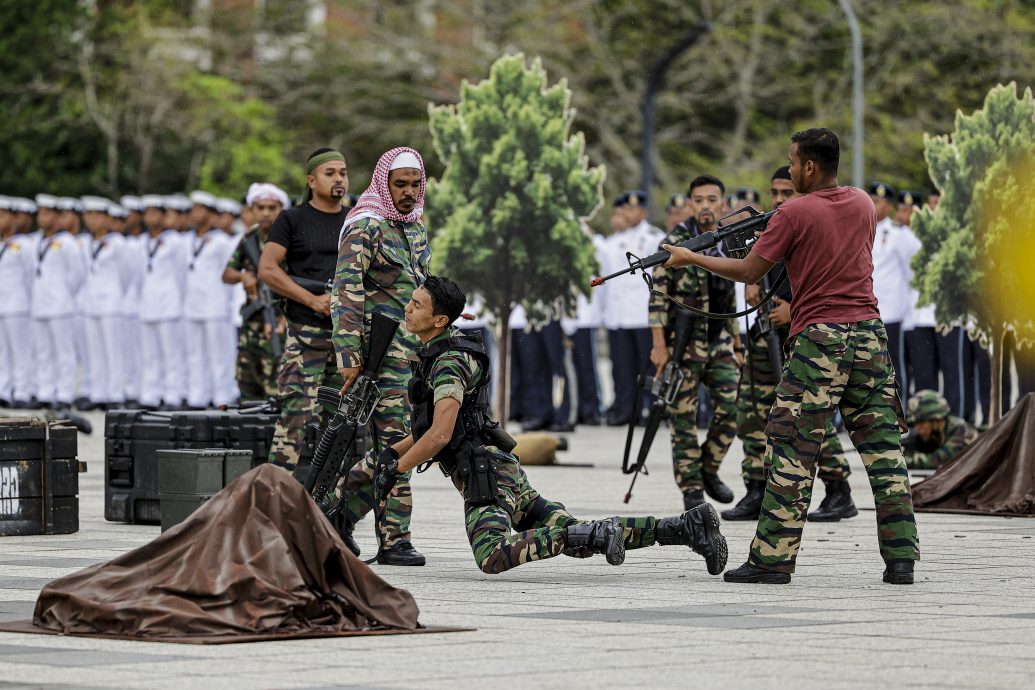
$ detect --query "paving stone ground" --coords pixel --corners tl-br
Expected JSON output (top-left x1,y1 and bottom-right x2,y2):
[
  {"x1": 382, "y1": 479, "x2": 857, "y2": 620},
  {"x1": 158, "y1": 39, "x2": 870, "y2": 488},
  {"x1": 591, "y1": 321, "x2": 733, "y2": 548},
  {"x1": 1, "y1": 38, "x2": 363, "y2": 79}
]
[{"x1": 1, "y1": 410, "x2": 1034, "y2": 690}]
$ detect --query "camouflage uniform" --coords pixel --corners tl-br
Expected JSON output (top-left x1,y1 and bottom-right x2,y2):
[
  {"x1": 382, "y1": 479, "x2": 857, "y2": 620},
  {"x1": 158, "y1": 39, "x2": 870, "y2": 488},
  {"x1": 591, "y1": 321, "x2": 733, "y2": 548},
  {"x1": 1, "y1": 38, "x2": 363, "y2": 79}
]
[
  {"x1": 331, "y1": 216, "x2": 430, "y2": 547},
  {"x1": 649, "y1": 225, "x2": 740, "y2": 496},
  {"x1": 226, "y1": 226, "x2": 279, "y2": 400},
  {"x1": 737, "y1": 328, "x2": 849, "y2": 482},
  {"x1": 903, "y1": 390, "x2": 978, "y2": 470},
  {"x1": 749, "y1": 320, "x2": 920, "y2": 573}
]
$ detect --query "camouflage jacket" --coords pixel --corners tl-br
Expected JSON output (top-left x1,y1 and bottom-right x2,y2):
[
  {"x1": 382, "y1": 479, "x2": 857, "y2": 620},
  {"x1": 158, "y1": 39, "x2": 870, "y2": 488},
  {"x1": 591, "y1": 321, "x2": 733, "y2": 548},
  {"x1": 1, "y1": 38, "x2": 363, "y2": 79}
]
[
  {"x1": 332, "y1": 216, "x2": 431, "y2": 367},
  {"x1": 226, "y1": 224, "x2": 268, "y2": 275},
  {"x1": 648, "y1": 224, "x2": 713, "y2": 362},
  {"x1": 904, "y1": 416, "x2": 978, "y2": 470}
]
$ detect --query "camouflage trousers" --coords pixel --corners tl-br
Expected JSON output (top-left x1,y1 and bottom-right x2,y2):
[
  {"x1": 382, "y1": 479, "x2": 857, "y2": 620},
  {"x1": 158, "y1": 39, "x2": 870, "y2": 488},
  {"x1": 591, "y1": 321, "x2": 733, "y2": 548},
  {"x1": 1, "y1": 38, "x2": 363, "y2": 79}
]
[
  {"x1": 670, "y1": 332, "x2": 740, "y2": 493},
  {"x1": 236, "y1": 319, "x2": 280, "y2": 401},
  {"x1": 454, "y1": 450, "x2": 656, "y2": 574},
  {"x1": 749, "y1": 320, "x2": 919, "y2": 573},
  {"x1": 736, "y1": 329, "x2": 850, "y2": 483},
  {"x1": 267, "y1": 323, "x2": 413, "y2": 546}
]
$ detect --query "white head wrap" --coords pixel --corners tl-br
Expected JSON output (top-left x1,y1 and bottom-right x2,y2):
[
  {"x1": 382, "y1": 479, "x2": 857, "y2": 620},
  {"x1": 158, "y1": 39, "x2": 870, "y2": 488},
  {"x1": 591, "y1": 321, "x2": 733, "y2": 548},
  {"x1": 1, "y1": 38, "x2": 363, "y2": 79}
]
[{"x1": 245, "y1": 183, "x2": 289, "y2": 209}]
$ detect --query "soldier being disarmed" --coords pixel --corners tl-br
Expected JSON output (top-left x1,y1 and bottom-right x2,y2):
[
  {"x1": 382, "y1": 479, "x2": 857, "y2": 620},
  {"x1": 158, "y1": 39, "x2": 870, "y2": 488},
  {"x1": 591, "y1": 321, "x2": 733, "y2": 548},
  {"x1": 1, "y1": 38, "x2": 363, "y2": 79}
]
[
  {"x1": 663, "y1": 128, "x2": 920, "y2": 585},
  {"x1": 329, "y1": 147, "x2": 431, "y2": 567},
  {"x1": 649, "y1": 175, "x2": 741, "y2": 512},
  {"x1": 260, "y1": 148, "x2": 351, "y2": 469},
  {"x1": 364, "y1": 275, "x2": 728, "y2": 575}
]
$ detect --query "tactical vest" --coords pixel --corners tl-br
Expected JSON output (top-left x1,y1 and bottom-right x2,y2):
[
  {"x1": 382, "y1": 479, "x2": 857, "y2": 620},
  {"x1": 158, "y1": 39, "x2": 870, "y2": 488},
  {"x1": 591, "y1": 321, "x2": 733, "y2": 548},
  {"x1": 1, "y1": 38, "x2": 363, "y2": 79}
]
[{"x1": 408, "y1": 331, "x2": 494, "y2": 468}]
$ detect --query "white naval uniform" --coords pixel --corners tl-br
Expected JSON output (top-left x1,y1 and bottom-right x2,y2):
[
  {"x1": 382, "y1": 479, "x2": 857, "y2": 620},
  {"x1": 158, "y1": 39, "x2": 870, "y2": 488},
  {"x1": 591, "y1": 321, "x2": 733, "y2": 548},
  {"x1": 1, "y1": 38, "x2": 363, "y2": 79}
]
[
  {"x1": 120, "y1": 235, "x2": 146, "y2": 402},
  {"x1": 73, "y1": 233, "x2": 93, "y2": 400},
  {"x1": 183, "y1": 231, "x2": 240, "y2": 407},
  {"x1": 30, "y1": 232, "x2": 85, "y2": 405},
  {"x1": 82, "y1": 232, "x2": 129, "y2": 404},
  {"x1": 0, "y1": 234, "x2": 36, "y2": 402},
  {"x1": 601, "y1": 221, "x2": 664, "y2": 331},
  {"x1": 871, "y1": 217, "x2": 922, "y2": 398},
  {"x1": 138, "y1": 230, "x2": 189, "y2": 407}
]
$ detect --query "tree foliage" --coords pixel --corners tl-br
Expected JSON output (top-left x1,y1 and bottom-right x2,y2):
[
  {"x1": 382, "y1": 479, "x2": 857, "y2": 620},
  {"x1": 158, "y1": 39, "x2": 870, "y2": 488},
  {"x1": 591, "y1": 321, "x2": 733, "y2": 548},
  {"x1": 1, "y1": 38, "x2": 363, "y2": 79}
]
[{"x1": 912, "y1": 82, "x2": 1035, "y2": 421}]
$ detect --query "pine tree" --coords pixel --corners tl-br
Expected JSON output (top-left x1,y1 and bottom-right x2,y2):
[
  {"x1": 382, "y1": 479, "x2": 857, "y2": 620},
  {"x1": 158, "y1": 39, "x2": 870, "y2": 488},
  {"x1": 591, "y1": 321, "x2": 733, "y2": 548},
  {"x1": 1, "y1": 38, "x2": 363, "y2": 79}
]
[
  {"x1": 426, "y1": 53, "x2": 604, "y2": 421},
  {"x1": 912, "y1": 82, "x2": 1035, "y2": 423}
]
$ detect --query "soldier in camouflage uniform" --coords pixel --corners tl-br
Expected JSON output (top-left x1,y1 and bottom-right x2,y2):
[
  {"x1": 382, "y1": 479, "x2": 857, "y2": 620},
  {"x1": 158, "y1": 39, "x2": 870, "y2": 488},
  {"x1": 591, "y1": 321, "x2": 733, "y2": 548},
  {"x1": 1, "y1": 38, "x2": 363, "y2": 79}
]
[
  {"x1": 649, "y1": 175, "x2": 740, "y2": 511},
  {"x1": 664, "y1": 129, "x2": 919, "y2": 585},
  {"x1": 359, "y1": 276, "x2": 728, "y2": 575},
  {"x1": 903, "y1": 389, "x2": 978, "y2": 469},
  {"x1": 727, "y1": 166, "x2": 856, "y2": 523},
  {"x1": 222, "y1": 183, "x2": 290, "y2": 400},
  {"x1": 330, "y1": 147, "x2": 431, "y2": 567}
]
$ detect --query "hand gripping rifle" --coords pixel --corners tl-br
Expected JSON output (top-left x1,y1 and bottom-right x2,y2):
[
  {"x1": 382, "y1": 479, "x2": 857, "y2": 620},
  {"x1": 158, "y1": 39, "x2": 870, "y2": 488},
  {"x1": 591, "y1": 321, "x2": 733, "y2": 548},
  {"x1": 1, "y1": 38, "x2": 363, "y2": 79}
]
[
  {"x1": 238, "y1": 233, "x2": 283, "y2": 359},
  {"x1": 304, "y1": 312, "x2": 400, "y2": 516},
  {"x1": 621, "y1": 308, "x2": 692, "y2": 503}
]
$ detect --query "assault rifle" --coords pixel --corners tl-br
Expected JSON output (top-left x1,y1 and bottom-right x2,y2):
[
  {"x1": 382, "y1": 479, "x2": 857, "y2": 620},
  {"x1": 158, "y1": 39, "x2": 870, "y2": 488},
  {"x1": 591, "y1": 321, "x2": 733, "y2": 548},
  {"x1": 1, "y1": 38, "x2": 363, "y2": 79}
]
[
  {"x1": 238, "y1": 233, "x2": 283, "y2": 359},
  {"x1": 747, "y1": 270, "x2": 784, "y2": 375},
  {"x1": 621, "y1": 308, "x2": 693, "y2": 503},
  {"x1": 304, "y1": 312, "x2": 400, "y2": 516},
  {"x1": 591, "y1": 207, "x2": 775, "y2": 289},
  {"x1": 290, "y1": 274, "x2": 333, "y2": 294}
]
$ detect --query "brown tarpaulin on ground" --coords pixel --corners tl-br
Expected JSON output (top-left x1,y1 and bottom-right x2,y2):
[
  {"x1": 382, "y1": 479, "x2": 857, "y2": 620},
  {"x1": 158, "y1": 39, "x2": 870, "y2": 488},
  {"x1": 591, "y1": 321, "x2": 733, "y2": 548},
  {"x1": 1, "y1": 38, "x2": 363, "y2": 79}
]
[
  {"x1": 914, "y1": 393, "x2": 1035, "y2": 516},
  {"x1": 30, "y1": 464, "x2": 423, "y2": 639}
]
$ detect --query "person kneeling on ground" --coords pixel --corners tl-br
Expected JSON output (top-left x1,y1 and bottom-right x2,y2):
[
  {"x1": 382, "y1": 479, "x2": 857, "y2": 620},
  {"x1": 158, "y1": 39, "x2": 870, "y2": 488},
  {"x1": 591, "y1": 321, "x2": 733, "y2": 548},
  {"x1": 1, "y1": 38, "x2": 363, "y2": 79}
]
[
  {"x1": 360, "y1": 275, "x2": 727, "y2": 575},
  {"x1": 902, "y1": 389, "x2": 978, "y2": 470}
]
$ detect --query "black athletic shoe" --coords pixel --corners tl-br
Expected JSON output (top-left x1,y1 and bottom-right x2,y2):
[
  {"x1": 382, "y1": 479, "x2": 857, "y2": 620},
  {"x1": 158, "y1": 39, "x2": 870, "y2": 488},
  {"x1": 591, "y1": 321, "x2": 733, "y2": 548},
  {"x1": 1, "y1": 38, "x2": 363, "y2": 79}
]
[
  {"x1": 377, "y1": 541, "x2": 426, "y2": 566},
  {"x1": 723, "y1": 561, "x2": 792, "y2": 584}
]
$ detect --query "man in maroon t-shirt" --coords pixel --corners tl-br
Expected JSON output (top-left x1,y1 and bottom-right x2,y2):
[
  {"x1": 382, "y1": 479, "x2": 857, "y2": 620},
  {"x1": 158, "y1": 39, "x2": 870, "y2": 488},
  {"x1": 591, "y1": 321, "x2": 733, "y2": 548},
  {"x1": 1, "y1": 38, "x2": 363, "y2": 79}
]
[{"x1": 663, "y1": 128, "x2": 919, "y2": 585}]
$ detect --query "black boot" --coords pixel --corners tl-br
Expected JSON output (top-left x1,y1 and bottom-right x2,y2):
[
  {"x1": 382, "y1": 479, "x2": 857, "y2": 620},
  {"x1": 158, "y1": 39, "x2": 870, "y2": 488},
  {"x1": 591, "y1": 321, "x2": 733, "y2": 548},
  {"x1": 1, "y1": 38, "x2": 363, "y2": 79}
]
[
  {"x1": 682, "y1": 489, "x2": 705, "y2": 510},
  {"x1": 654, "y1": 504, "x2": 728, "y2": 575},
  {"x1": 883, "y1": 560, "x2": 914, "y2": 585},
  {"x1": 721, "y1": 480, "x2": 766, "y2": 521},
  {"x1": 330, "y1": 513, "x2": 361, "y2": 558},
  {"x1": 565, "y1": 517, "x2": 625, "y2": 565},
  {"x1": 808, "y1": 479, "x2": 859, "y2": 522},
  {"x1": 377, "y1": 541, "x2": 426, "y2": 566},
  {"x1": 723, "y1": 561, "x2": 791, "y2": 584},
  {"x1": 702, "y1": 471, "x2": 734, "y2": 503}
]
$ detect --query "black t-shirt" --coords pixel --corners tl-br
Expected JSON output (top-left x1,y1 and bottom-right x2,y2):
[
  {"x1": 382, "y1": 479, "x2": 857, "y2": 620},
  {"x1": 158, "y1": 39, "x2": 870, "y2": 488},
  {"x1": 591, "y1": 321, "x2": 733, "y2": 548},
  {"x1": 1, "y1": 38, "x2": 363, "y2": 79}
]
[{"x1": 267, "y1": 203, "x2": 349, "y2": 328}]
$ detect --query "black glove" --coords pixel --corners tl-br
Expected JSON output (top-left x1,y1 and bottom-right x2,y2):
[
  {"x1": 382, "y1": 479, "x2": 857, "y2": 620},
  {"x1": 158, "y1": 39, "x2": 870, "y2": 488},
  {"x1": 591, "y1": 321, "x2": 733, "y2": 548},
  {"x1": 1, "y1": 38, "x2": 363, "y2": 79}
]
[{"x1": 373, "y1": 448, "x2": 402, "y2": 503}]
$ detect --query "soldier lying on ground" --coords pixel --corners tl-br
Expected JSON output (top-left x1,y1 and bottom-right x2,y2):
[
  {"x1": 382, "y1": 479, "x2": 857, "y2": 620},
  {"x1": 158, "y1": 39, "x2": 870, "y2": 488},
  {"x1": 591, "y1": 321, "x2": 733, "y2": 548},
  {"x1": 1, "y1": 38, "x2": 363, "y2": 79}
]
[{"x1": 354, "y1": 275, "x2": 728, "y2": 575}]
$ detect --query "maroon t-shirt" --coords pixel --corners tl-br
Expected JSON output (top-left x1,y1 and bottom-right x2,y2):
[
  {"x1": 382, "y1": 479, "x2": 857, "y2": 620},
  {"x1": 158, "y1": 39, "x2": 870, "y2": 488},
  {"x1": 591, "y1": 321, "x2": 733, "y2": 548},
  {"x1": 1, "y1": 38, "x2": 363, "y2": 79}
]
[{"x1": 752, "y1": 186, "x2": 880, "y2": 338}]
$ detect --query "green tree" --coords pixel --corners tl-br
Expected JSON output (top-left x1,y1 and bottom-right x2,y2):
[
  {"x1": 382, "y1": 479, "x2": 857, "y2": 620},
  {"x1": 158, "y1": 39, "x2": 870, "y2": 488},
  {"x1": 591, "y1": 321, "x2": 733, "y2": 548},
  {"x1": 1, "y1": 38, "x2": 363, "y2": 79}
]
[
  {"x1": 911, "y1": 82, "x2": 1035, "y2": 423},
  {"x1": 426, "y1": 53, "x2": 604, "y2": 420}
]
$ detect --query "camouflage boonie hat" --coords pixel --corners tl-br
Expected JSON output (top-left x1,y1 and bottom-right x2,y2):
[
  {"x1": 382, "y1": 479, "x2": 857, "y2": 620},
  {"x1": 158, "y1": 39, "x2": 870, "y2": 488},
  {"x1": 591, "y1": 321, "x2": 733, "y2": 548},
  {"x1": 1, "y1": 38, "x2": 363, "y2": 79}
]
[{"x1": 908, "y1": 389, "x2": 950, "y2": 422}]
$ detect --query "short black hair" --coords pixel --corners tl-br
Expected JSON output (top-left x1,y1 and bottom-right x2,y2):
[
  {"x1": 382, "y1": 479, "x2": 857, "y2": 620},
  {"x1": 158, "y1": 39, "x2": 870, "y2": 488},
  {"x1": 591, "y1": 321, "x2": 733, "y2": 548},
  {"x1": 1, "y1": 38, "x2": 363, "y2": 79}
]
[
  {"x1": 688, "y1": 174, "x2": 725, "y2": 196},
  {"x1": 422, "y1": 275, "x2": 466, "y2": 324},
  {"x1": 771, "y1": 166, "x2": 792, "y2": 181},
  {"x1": 307, "y1": 147, "x2": 335, "y2": 161},
  {"x1": 791, "y1": 128, "x2": 839, "y2": 175}
]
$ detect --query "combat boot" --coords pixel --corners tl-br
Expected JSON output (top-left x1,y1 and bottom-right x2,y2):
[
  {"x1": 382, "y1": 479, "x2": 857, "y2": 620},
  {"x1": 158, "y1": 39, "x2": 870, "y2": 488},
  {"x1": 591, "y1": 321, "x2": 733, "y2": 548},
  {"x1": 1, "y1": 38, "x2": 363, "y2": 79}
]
[
  {"x1": 682, "y1": 489, "x2": 705, "y2": 510},
  {"x1": 808, "y1": 479, "x2": 859, "y2": 522},
  {"x1": 565, "y1": 517, "x2": 625, "y2": 565},
  {"x1": 330, "y1": 513, "x2": 361, "y2": 558},
  {"x1": 377, "y1": 541, "x2": 426, "y2": 566},
  {"x1": 883, "y1": 561, "x2": 914, "y2": 585},
  {"x1": 702, "y1": 471, "x2": 734, "y2": 503},
  {"x1": 721, "y1": 480, "x2": 766, "y2": 521},
  {"x1": 654, "y1": 504, "x2": 728, "y2": 575},
  {"x1": 723, "y1": 561, "x2": 791, "y2": 584}
]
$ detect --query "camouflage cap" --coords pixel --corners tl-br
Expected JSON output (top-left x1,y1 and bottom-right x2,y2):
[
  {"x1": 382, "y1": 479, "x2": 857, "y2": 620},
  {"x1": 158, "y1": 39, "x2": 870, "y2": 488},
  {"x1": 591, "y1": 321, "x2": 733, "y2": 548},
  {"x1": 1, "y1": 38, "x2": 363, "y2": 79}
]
[{"x1": 908, "y1": 389, "x2": 950, "y2": 422}]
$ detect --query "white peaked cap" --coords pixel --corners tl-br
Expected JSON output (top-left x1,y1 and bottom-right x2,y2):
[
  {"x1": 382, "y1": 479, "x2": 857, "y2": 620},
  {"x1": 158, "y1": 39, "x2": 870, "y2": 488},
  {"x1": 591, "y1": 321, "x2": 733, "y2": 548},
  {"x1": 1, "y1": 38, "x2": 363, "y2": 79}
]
[
  {"x1": 190, "y1": 190, "x2": 218, "y2": 209},
  {"x1": 108, "y1": 204, "x2": 128, "y2": 219},
  {"x1": 35, "y1": 193, "x2": 60, "y2": 210},
  {"x1": 57, "y1": 197, "x2": 82, "y2": 212},
  {"x1": 81, "y1": 196, "x2": 113, "y2": 213},
  {"x1": 120, "y1": 195, "x2": 143, "y2": 212},
  {"x1": 215, "y1": 197, "x2": 241, "y2": 215},
  {"x1": 140, "y1": 194, "x2": 166, "y2": 210}
]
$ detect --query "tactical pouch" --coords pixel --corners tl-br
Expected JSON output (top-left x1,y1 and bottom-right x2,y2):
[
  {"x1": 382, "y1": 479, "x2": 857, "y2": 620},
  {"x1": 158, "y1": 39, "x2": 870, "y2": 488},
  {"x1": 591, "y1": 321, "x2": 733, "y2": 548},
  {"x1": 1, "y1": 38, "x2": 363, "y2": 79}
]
[
  {"x1": 458, "y1": 445, "x2": 498, "y2": 506},
  {"x1": 482, "y1": 420, "x2": 517, "y2": 453}
]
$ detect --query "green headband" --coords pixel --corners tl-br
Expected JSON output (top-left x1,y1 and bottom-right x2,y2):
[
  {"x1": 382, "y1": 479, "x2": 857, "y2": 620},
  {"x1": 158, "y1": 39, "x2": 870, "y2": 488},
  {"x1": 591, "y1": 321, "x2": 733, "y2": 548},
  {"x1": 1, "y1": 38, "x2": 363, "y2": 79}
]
[{"x1": 306, "y1": 150, "x2": 345, "y2": 175}]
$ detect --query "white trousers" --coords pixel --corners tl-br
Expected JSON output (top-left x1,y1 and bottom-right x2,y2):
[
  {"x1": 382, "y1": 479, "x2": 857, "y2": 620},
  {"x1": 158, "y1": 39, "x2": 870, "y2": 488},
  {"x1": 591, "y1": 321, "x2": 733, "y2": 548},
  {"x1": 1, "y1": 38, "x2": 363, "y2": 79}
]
[
  {"x1": 30, "y1": 316, "x2": 77, "y2": 405},
  {"x1": 85, "y1": 315, "x2": 124, "y2": 404},
  {"x1": 186, "y1": 319, "x2": 235, "y2": 408},
  {"x1": 0, "y1": 314, "x2": 34, "y2": 402},
  {"x1": 220, "y1": 318, "x2": 240, "y2": 404},
  {"x1": 140, "y1": 320, "x2": 187, "y2": 407},
  {"x1": 122, "y1": 315, "x2": 143, "y2": 402},
  {"x1": 73, "y1": 314, "x2": 90, "y2": 399}
]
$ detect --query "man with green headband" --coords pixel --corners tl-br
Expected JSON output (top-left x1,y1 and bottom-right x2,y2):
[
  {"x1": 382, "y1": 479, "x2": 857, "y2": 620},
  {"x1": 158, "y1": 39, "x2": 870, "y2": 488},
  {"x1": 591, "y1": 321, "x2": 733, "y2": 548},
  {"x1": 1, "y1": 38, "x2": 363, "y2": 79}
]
[{"x1": 259, "y1": 147, "x2": 351, "y2": 469}]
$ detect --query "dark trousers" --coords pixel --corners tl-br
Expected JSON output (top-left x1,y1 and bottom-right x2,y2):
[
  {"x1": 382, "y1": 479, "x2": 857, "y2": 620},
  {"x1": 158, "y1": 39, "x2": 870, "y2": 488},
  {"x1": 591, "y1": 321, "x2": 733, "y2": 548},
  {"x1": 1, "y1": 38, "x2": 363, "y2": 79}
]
[
  {"x1": 969, "y1": 339, "x2": 1011, "y2": 424},
  {"x1": 906, "y1": 326, "x2": 939, "y2": 394},
  {"x1": 935, "y1": 326, "x2": 966, "y2": 417},
  {"x1": 1017, "y1": 345, "x2": 1035, "y2": 399},
  {"x1": 571, "y1": 328, "x2": 602, "y2": 419},
  {"x1": 513, "y1": 323, "x2": 570, "y2": 427},
  {"x1": 509, "y1": 329, "x2": 525, "y2": 421},
  {"x1": 607, "y1": 327, "x2": 653, "y2": 421},
  {"x1": 886, "y1": 321, "x2": 907, "y2": 405}
]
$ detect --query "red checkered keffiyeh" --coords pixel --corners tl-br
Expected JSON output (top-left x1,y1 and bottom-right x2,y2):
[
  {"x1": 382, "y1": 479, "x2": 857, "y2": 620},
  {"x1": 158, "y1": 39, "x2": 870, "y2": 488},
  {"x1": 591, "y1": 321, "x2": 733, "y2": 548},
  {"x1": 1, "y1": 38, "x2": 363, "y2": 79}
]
[{"x1": 343, "y1": 147, "x2": 426, "y2": 232}]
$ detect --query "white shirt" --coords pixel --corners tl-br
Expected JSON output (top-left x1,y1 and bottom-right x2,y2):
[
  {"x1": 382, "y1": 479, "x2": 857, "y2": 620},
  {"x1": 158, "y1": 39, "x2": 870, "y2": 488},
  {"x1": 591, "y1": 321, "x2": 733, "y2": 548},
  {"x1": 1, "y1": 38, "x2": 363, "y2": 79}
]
[
  {"x1": 30, "y1": 231, "x2": 85, "y2": 319},
  {"x1": 602, "y1": 221, "x2": 664, "y2": 329},
  {"x1": 139, "y1": 230, "x2": 189, "y2": 323},
  {"x1": 120, "y1": 235, "x2": 147, "y2": 318},
  {"x1": 183, "y1": 231, "x2": 241, "y2": 320},
  {"x1": 0, "y1": 234, "x2": 35, "y2": 316},
  {"x1": 83, "y1": 232, "x2": 129, "y2": 317},
  {"x1": 871, "y1": 217, "x2": 921, "y2": 325},
  {"x1": 509, "y1": 304, "x2": 527, "y2": 330}
]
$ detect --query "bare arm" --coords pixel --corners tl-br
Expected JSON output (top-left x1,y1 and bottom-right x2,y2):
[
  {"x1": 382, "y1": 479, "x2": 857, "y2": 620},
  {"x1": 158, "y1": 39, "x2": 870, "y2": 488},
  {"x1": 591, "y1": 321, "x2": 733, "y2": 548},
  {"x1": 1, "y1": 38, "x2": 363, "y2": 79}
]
[
  {"x1": 663, "y1": 245, "x2": 774, "y2": 286},
  {"x1": 258, "y1": 241, "x2": 327, "y2": 314},
  {"x1": 396, "y1": 398, "x2": 461, "y2": 473}
]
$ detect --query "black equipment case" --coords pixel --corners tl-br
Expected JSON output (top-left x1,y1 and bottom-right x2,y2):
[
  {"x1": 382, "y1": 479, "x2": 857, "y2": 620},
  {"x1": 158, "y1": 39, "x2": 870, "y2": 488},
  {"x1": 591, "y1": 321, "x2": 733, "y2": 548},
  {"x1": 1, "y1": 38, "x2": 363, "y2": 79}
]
[
  {"x1": 157, "y1": 448, "x2": 258, "y2": 532},
  {"x1": 1, "y1": 418, "x2": 82, "y2": 536}
]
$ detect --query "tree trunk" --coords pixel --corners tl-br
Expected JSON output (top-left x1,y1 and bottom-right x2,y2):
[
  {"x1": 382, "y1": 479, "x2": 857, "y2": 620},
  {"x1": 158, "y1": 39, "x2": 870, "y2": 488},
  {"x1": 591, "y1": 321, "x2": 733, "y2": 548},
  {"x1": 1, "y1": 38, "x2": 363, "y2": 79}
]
[
  {"x1": 495, "y1": 304, "x2": 512, "y2": 428},
  {"x1": 989, "y1": 327, "x2": 1004, "y2": 425},
  {"x1": 106, "y1": 135, "x2": 120, "y2": 198}
]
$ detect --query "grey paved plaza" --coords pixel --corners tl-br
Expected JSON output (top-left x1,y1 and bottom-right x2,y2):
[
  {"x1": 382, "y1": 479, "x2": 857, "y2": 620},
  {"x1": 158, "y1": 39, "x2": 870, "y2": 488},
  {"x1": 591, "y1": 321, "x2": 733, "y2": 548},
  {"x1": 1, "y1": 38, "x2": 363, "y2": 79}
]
[{"x1": 1, "y1": 412, "x2": 1034, "y2": 689}]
